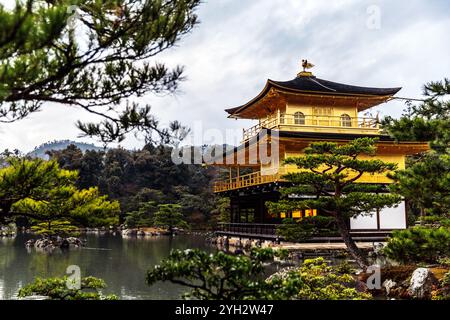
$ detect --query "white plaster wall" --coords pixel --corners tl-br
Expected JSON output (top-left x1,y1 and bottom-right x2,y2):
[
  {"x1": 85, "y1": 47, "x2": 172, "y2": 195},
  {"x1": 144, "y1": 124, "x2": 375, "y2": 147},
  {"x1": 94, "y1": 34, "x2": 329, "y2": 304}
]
[
  {"x1": 350, "y1": 211, "x2": 377, "y2": 230},
  {"x1": 350, "y1": 201, "x2": 406, "y2": 230},
  {"x1": 379, "y1": 201, "x2": 406, "y2": 229}
]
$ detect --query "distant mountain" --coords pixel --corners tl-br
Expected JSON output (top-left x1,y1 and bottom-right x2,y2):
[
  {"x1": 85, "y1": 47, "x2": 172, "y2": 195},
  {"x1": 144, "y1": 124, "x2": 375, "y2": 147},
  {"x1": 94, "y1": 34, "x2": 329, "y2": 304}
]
[{"x1": 28, "y1": 140, "x2": 104, "y2": 160}]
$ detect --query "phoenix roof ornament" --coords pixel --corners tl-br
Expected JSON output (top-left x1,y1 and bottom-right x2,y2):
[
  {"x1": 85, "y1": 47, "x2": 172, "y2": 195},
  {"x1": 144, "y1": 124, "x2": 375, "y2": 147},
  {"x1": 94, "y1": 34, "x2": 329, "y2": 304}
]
[
  {"x1": 297, "y1": 59, "x2": 314, "y2": 77},
  {"x1": 301, "y1": 59, "x2": 314, "y2": 71}
]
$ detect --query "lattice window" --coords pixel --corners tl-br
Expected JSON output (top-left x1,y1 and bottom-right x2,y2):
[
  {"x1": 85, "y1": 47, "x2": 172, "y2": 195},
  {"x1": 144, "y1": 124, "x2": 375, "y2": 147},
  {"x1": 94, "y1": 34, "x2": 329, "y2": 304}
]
[
  {"x1": 340, "y1": 114, "x2": 352, "y2": 127},
  {"x1": 294, "y1": 111, "x2": 305, "y2": 125}
]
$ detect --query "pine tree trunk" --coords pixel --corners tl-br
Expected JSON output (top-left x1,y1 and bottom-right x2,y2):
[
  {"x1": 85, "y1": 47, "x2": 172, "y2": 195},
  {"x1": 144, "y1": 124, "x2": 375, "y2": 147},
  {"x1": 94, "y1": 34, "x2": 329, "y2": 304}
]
[
  {"x1": 335, "y1": 214, "x2": 369, "y2": 269},
  {"x1": 419, "y1": 208, "x2": 425, "y2": 225}
]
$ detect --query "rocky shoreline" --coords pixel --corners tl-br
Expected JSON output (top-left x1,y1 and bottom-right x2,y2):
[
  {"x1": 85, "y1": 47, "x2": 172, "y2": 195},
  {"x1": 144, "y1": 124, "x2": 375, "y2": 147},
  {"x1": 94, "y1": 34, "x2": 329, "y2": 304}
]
[
  {"x1": 1, "y1": 224, "x2": 17, "y2": 237},
  {"x1": 18, "y1": 226, "x2": 193, "y2": 251},
  {"x1": 207, "y1": 235, "x2": 376, "y2": 256},
  {"x1": 25, "y1": 237, "x2": 85, "y2": 251},
  {"x1": 0, "y1": 231, "x2": 16, "y2": 237},
  {"x1": 266, "y1": 263, "x2": 449, "y2": 300},
  {"x1": 121, "y1": 227, "x2": 172, "y2": 237}
]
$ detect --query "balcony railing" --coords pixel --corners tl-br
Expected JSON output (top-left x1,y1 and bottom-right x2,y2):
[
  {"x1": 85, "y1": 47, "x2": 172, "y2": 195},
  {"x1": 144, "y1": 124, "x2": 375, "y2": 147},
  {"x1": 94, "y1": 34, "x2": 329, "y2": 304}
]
[
  {"x1": 213, "y1": 168, "x2": 393, "y2": 193},
  {"x1": 242, "y1": 113, "x2": 379, "y2": 141},
  {"x1": 216, "y1": 223, "x2": 278, "y2": 237},
  {"x1": 213, "y1": 170, "x2": 282, "y2": 193}
]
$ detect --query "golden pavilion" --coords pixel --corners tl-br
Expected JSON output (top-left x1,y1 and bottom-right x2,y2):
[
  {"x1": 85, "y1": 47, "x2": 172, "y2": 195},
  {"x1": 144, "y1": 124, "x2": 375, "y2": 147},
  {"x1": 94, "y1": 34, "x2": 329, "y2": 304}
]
[{"x1": 213, "y1": 61, "x2": 428, "y2": 237}]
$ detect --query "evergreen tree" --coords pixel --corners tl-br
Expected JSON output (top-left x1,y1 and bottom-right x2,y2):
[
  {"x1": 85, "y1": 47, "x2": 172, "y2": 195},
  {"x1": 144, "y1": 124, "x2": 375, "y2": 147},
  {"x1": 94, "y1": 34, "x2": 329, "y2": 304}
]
[
  {"x1": 0, "y1": 158, "x2": 119, "y2": 234},
  {"x1": 389, "y1": 153, "x2": 449, "y2": 218},
  {"x1": 146, "y1": 249, "x2": 371, "y2": 300},
  {"x1": 19, "y1": 276, "x2": 117, "y2": 300},
  {"x1": 153, "y1": 204, "x2": 188, "y2": 235},
  {"x1": 0, "y1": 0, "x2": 199, "y2": 144},
  {"x1": 0, "y1": 158, "x2": 72, "y2": 223},
  {"x1": 47, "y1": 144, "x2": 105, "y2": 189},
  {"x1": 383, "y1": 78, "x2": 450, "y2": 217},
  {"x1": 124, "y1": 201, "x2": 157, "y2": 228},
  {"x1": 210, "y1": 197, "x2": 231, "y2": 224},
  {"x1": 29, "y1": 220, "x2": 79, "y2": 238},
  {"x1": 267, "y1": 138, "x2": 401, "y2": 268}
]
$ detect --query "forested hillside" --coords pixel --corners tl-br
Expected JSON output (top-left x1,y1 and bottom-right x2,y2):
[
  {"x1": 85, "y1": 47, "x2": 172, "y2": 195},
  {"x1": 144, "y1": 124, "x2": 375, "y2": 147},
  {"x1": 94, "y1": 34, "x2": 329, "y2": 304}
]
[{"x1": 47, "y1": 144, "x2": 227, "y2": 229}]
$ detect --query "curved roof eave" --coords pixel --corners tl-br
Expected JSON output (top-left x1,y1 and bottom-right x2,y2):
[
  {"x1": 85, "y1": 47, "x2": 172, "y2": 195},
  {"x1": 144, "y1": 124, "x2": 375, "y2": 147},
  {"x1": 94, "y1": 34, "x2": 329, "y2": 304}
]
[
  {"x1": 225, "y1": 76, "x2": 402, "y2": 117},
  {"x1": 225, "y1": 80, "x2": 273, "y2": 118}
]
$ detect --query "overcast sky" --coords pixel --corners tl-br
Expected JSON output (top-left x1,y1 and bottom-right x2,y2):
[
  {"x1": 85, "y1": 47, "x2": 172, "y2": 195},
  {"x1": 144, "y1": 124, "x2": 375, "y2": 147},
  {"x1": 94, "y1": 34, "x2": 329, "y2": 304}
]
[{"x1": 1, "y1": 0, "x2": 449, "y2": 153}]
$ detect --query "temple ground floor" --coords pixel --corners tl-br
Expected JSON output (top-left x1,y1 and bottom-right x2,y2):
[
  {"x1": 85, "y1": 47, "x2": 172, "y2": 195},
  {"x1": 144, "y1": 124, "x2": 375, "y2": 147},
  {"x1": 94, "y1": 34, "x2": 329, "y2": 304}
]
[{"x1": 217, "y1": 184, "x2": 407, "y2": 242}]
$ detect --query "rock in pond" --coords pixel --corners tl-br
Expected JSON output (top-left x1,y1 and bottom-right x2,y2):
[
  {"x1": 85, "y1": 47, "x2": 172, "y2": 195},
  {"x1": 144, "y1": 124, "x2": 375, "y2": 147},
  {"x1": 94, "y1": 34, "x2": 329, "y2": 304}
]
[
  {"x1": 407, "y1": 268, "x2": 438, "y2": 299},
  {"x1": 66, "y1": 237, "x2": 83, "y2": 247},
  {"x1": 27, "y1": 237, "x2": 84, "y2": 251},
  {"x1": 382, "y1": 279, "x2": 397, "y2": 296},
  {"x1": 34, "y1": 238, "x2": 55, "y2": 250},
  {"x1": 122, "y1": 229, "x2": 137, "y2": 236}
]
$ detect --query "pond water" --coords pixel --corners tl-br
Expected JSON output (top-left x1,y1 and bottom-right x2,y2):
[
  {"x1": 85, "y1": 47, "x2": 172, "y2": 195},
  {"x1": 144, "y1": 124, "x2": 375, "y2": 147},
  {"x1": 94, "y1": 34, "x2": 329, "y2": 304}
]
[{"x1": 0, "y1": 233, "x2": 214, "y2": 300}]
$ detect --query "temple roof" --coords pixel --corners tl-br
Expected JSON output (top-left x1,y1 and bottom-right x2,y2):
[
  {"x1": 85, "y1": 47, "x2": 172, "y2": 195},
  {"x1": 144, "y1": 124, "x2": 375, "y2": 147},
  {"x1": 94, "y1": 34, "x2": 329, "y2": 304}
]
[
  {"x1": 226, "y1": 73, "x2": 402, "y2": 118},
  {"x1": 270, "y1": 76, "x2": 401, "y2": 96}
]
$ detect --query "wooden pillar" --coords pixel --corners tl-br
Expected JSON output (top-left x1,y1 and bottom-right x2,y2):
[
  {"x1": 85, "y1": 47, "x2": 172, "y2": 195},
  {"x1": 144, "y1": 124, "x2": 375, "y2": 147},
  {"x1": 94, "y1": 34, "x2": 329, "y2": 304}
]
[
  {"x1": 259, "y1": 194, "x2": 264, "y2": 223},
  {"x1": 376, "y1": 208, "x2": 381, "y2": 230},
  {"x1": 231, "y1": 195, "x2": 240, "y2": 223},
  {"x1": 376, "y1": 192, "x2": 381, "y2": 230},
  {"x1": 237, "y1": 194, "x2": 241, "y2": 223},
  {"x1": 230, "y1": 196, "x2": 235, "y2": 223}
]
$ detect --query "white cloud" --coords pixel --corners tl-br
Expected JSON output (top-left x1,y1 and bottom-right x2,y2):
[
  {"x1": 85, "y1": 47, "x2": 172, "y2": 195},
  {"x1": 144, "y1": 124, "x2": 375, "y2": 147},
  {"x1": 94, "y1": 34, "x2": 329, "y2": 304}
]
[{"x1": 1, "y1": 0, "x2": 449, "y2": 152}]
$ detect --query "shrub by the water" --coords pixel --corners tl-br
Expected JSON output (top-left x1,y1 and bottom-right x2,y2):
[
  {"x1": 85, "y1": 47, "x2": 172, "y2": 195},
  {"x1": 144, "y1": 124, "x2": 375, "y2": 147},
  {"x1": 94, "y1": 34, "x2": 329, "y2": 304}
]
[
  {"x1": 420, "y1": 215, "x2": 450, "y2": 227},
  {"x1": 18, "y1": 276, "x2": 117, "y2": 300},
  {"x1": 383, "y1": 226, "x2": 450, "y2": 263},
  {"x1": 146, "y1": 248, "x2": 371, "y2": 300},
  {"x1": 432, "y1": 271, "x2": 450, "y2": 300},
  {"x1": 266, "y1": 257, "x2": 371, "y2": 300},
  {"x1": 438, "y1": 257, "x2": 450, "y2": 267}
]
